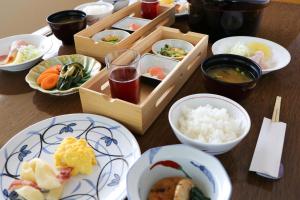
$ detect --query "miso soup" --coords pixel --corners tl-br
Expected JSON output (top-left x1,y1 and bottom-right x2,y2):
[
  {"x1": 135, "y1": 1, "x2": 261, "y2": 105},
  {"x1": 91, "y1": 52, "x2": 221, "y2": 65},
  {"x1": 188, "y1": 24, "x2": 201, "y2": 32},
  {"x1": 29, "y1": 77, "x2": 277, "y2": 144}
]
[{"x1": 207, "y1": 65, "x2": 254, "y2": 83}]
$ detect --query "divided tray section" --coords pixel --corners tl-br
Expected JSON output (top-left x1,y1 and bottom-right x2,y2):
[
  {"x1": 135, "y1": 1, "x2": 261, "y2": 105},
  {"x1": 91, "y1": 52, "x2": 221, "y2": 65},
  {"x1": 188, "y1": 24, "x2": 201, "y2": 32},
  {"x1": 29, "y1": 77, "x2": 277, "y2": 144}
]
[
  {"x1": 74, "y1": 2, "x2": 175, "y2": 62},
  {"x1": 79, "y1": 26, "x2": 208, "y2": 134}
]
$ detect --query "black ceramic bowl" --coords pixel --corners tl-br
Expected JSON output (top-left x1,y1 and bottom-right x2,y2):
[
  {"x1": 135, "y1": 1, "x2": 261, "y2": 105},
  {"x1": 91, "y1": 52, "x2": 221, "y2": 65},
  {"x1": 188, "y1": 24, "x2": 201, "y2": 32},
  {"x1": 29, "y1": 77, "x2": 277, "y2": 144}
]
[
  {"x1": 189, "y1": 0, "x2": 270, "y2": 41},
  {"x1": 201, "y1": 54, "x2": 262, "y2": 100},
  {"x1": 47, "y1": 10, "x2": 86, "y2": 45}
]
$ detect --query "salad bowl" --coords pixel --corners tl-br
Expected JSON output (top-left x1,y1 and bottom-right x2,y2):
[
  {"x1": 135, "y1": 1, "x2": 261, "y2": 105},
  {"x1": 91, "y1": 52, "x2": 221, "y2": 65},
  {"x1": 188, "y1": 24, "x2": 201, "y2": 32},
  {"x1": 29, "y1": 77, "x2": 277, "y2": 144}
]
[{"x1": 0, "y1": 34, "x2": 52, "y2": 72}]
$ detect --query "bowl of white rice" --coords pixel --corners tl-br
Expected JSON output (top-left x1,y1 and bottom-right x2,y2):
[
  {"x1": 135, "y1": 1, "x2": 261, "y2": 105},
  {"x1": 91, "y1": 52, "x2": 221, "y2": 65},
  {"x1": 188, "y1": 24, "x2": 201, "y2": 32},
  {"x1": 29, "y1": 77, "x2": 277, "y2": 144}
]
[{"x1": 168, "y1": 93, "x2": 251, "y2": 155}]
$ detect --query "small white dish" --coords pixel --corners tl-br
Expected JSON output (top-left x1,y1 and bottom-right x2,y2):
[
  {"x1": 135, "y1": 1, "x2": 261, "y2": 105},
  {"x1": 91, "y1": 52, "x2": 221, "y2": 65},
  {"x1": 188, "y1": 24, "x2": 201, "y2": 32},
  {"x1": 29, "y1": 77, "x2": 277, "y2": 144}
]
[
  {"x1": 92, "y1": 29, "x2": 130, "y2": 44},
  {"x1": 152, "y1": 39, "x2": 194, "y2": 60},
  {"x1": 212, "y1": 36, "x2": 291, "y2": 75},
  {"x1": 140, "y1": 53, "x2": 179, "y2": 83},
  {"x1": 168, "y1": 93, "x2": 251, "y2": 155},
  {"x1": 127, "y1": 144, "x2": 232, "y2": 200},
  {"x1": 75, "y1": 2, "x2": 114, "y2": 25},
  {"x1": 0, "y1": 113, "x2": 141, "y2": 200},
  {"x1": 111, "y1": 16, "x2": 151, "y2": 32},
  {"x1": 100, "y1": 0, "x2": 130, "y2": 12},
  {"x1": 0, "y1": 34, "x2": 52, "y2": 72}
]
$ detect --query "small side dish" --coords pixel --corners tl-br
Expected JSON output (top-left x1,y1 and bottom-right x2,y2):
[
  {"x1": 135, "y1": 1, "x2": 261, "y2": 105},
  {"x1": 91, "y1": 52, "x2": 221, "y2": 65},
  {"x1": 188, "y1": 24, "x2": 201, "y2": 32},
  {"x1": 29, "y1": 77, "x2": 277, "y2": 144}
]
[
  {"x1": 92, "y1": 29, "x2": 130, "y2": 44},
  {"x1": 111, "y1": 16, "x2": 151, "y2": 32},
  {"x1": 26, "y1": 54, "x2": 101, "y2": 95},
  {"x1": 145, "y1": 66, "x2": 166, "y2": 80},
  {"x1": 148, "y1": 177, "x2": 210, "y2": 200},
  {"x1": 152, "y1": 39, "x2": 194, "y2": 60}
]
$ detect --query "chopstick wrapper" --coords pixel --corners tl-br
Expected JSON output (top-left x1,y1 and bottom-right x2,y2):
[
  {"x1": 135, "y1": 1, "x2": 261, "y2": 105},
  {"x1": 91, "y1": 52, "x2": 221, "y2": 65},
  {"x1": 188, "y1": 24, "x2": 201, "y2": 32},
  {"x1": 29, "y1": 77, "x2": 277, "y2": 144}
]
[{"x1": 249, "y1": 117, "x2": 287, "y2": 178}]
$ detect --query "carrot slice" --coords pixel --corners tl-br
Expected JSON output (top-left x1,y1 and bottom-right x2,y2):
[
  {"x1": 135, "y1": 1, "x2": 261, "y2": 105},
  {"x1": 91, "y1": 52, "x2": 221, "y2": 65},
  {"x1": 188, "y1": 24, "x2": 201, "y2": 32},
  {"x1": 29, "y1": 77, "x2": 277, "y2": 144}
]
[
  {"x1": 42, "y1": 67, "x2": 60, "y2": 75},
  {"x1": 41, "y1": 74, "x2": 59, "y2": 90}
]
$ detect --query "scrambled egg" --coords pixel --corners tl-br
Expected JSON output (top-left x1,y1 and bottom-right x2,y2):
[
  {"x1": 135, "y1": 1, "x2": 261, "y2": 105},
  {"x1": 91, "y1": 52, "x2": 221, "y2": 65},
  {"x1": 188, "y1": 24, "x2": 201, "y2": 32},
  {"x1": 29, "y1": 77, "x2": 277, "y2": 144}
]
[{"x1": 54, "y1": 137, "x2": 96, "y2": 176}]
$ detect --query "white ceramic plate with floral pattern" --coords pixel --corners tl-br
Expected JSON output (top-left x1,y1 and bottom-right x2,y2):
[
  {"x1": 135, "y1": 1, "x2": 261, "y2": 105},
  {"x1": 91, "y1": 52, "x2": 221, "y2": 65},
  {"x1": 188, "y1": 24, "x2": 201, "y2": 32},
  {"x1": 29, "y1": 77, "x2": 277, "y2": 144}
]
[{"x1": 0, "y1": 113, "x2": 141, "y2": 200}]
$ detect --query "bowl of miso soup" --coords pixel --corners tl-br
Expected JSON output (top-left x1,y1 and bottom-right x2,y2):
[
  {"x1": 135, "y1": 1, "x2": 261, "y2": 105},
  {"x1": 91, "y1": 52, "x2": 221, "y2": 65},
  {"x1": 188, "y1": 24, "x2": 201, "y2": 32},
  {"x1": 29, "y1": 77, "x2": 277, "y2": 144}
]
[{"x1": 201, "y1": 54, "x2": 262, "y2": 100}]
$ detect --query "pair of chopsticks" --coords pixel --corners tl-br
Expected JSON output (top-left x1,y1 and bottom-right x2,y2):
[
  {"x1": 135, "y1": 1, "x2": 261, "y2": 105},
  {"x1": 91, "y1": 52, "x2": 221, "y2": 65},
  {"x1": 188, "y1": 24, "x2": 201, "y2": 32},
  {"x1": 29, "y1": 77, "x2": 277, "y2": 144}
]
[{"x1": 272, "y1": 96, "x2": 282, "y2": 122}]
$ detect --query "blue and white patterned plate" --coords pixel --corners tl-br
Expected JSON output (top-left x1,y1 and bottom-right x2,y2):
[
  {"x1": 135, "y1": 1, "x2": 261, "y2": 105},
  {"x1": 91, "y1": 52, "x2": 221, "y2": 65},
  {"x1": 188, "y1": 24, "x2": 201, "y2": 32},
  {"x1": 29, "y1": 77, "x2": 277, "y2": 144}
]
[{"x1": 0, "y1": 113, "x2": 141, "y2": 200}]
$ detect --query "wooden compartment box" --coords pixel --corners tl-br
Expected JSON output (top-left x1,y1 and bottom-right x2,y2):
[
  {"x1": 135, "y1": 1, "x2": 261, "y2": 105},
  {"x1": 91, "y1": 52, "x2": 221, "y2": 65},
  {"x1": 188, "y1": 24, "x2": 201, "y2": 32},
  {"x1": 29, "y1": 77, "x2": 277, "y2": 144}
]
[
  {"x1": 74, "y1": 2, "x2": 175, "y2": 62},
  {"x1": 79, "y1": 27, "x2": 208, "y2": 134}
]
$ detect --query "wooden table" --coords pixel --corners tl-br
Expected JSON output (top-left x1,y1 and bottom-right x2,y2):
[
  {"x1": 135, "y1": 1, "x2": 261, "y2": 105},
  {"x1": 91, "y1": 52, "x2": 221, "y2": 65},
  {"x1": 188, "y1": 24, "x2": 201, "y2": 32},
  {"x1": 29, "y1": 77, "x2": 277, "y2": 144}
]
[{"x1": 1, "y1": 2, "x2": 300, "y2": 199}]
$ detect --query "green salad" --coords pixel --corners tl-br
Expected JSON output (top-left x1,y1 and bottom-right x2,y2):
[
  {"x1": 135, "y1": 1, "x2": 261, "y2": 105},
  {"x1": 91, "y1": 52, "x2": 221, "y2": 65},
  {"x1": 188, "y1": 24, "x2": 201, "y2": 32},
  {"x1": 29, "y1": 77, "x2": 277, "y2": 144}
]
[{"x1": 159, "y1": 44, "x2": 187, "y2": 58}]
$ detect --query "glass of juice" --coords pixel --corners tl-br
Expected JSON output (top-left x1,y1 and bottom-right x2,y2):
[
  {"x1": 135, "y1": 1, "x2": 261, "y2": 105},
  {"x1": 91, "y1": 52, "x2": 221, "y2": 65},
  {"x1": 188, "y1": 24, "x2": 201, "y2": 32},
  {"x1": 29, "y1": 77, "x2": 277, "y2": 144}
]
[
  {"x1": 141, "y1": 0, "x2": 159, "y2": 19},
  {"x1": 105, "y1": 49, "x2": 141, "y2": 104}
]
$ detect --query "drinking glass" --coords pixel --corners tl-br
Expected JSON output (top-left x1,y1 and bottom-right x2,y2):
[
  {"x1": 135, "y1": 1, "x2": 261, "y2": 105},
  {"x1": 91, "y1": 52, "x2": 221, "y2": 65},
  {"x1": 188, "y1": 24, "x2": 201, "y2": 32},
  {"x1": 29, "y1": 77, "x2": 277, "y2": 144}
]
[
  {"x1": 105, "y1": 49, "x2": 141, "y2": 104},
  {"x1": 141, "y1": 0, "x2": 159, "y2": 19}
]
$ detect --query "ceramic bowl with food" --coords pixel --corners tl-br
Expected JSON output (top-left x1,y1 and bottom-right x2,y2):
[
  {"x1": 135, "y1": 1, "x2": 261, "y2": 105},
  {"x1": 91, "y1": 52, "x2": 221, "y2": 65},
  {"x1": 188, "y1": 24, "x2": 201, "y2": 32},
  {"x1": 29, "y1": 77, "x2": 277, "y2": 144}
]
[
  {"x1": 127, "y1": 144, "x2": 232, "y2": 200},
  {"x1": 140, "y1": 53, "x2": 179, "y2": 85},
  {"x1": 47, "y1": 10, "x2": 87, "y2": 45},
  {"x1": 75, "y1": 2, "x2": 114, "y2": 25},
  {"x1": 152, "y1": 39, "x2": 194, "y2": 60},
  {"x1": 212, "y1": 36, "x2": 291, "y2": 74},
  {"x1": 111, "y1": 16, "x2": 151, "y2": 32},
  {"x1": 168, "y1": 93, "x2": 251, "y2": 155},
  {"x1": 25, "y1": 54, "x2": 101, "y2": 96},
  {"x1": 91, "y1": 29, "x2": 130, "y2": 44},
  {"x1": 0, "y1": 34, "x2": 52, "y2": 72},
  {"x1": 201, "y1": 54, "x2": 262, "y2": 100}
]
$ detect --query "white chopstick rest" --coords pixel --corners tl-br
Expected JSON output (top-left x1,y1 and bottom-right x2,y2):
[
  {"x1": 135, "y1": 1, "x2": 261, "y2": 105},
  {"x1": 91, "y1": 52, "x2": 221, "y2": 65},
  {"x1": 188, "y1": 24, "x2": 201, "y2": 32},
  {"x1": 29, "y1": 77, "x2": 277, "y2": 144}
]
[{"x1": 249, "y1": 96, "x2": 287, "y2": 178}]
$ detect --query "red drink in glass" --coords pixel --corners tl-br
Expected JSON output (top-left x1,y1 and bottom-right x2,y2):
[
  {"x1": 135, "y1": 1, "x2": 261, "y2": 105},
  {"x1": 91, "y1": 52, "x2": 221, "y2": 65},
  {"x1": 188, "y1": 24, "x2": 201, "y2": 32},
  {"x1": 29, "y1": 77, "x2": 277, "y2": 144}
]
[
  {"x1": 109, "y1": 67, "x2": 140, "y2": 104},
  {"x1": 141, "y1": 0, "x2": 159, "y2": 19}
]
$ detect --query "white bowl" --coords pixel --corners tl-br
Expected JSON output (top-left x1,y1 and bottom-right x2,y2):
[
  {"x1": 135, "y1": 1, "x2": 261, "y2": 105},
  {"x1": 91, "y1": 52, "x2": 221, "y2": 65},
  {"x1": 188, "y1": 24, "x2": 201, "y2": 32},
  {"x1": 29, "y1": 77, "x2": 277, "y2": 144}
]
[
  {"x1": 91, "y1": 29, "x2": 130, "y2": 44},
  {"x1": 100, "y1": 0, "x2": 129, "y2": 12},
  {"x1": 140, "y1": 53, "x2": 179, "y2": 82},
  {"x1": 75, "y1": 2, "x2": 114, "y2": 25},
  {"x1": 212, "y1": 36, "x2": 291, "y2": 75},
  {"x1": 152, "y1": 39, "x2": 194, "y2": 60},
  {"x1": 127, "y1": 144, "x2": 232, "y2": 200},
  {"x1": 168, "y1": 93, "x2": 251, "y2": 155},
  {"x1": 0, "y1": 34, "x2": 52, "y2": 72}
]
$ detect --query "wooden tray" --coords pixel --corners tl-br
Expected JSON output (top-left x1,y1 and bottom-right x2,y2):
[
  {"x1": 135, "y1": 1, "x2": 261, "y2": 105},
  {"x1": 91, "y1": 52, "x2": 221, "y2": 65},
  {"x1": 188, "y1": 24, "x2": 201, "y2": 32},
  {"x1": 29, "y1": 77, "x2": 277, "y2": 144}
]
[
  {"x1": 79, "y1": 26, "x2": 208, "y2": 134},
  {"x1": 74, "y1": 2, "x2": 175, "y2": 62}
]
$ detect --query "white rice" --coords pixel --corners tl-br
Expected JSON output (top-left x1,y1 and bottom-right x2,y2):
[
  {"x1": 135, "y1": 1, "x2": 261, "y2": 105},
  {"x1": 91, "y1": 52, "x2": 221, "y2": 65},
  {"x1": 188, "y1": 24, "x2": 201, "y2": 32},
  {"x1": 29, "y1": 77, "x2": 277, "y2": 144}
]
[{"x1": 177, "y1": 104, "x2": 242, "y2": 144}]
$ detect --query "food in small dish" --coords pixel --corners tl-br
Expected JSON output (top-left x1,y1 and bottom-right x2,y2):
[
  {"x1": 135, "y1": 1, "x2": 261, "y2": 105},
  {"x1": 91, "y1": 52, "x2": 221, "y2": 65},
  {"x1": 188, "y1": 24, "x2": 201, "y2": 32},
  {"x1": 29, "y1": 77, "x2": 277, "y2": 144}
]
[
  {"x1": 75, "y1": 2, "x2": 114, "y2": 25},
  {"x1": 169, "y1": 94, "x2": 251, "y2": 155},
  {"x1": 8, "y1": 158, "x2": 65, "y2": 200},
  {"x1": 26, "y1": 54, "x2": 101, "y2": 96},
  {"x1": 92, "y1": 29, "x2": 130, "y2": 44},
  {"x1": 206, "y1": 65, "x2": 254, "y2": 84},
  {"x1": 160, "y1": 44, "x2": 187, "y2": 58},
  {"x1": 111, "y1": 16, "x2": 151, "y2": 32},
  {"x1": 201, "y1": 54, "x2": 262, "y2": 100},
  {"x1": 148, "y1": 176, "x2": 210, "y2": 200},
  {"x1": 144, "y1": 66, "x2": 166, "y2": 80},
  {"x1": 0, "y1": 40, "x2": 41, "y2": 65},
  {"x1": 0, "y1": 34, "x2": 51, "y2": 72},
  {"x1": 54, "y1": 137, "x2": 97, "y2": 176},
  {"x1": 178, "y1": 104, "x2": 242, "y2": 144},
  {"x1": 152, "y1": 39, "x2": 194, "y2": 60},
  {"x1": 212, "y1": 36, "x2": 291, "y2": 74}
]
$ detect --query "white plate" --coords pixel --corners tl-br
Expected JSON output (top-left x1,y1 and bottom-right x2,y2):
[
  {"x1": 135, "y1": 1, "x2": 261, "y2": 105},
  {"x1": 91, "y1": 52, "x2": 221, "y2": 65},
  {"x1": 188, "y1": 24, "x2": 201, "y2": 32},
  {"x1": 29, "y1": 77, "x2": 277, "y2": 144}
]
[
  {"x1": 140, "y1": 53, "x2": 179, "y2": 82},
  {"x1": 152, "y1": 39, "x2": 194, "y2": 60},
  {"x1": 0, "y1": 113, "x2": 141, "y2": 200},
  {"x1": 0, "y1": 34, "x2": 52, "y2": 72},
  {"x1": 212, "y1": 36, "x2": 291, "y2": 75},
  {"x1": 127, "y1": 144, "x2": 232, "y2": 200},
  {"x1": 92, "y1": 29, "x2": 130, "y2": 44},
  {"x1": 111, "y1": 16, "x2": 151, "y2": 32}
]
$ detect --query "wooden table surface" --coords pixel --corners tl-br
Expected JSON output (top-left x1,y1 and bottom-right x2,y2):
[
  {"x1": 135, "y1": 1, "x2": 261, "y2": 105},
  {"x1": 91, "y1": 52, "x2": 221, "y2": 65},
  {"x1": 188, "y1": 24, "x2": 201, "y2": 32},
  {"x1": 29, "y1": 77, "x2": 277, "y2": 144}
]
[{"x1": 1, "y1": 1, "x2": 300, "y2": 199}]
